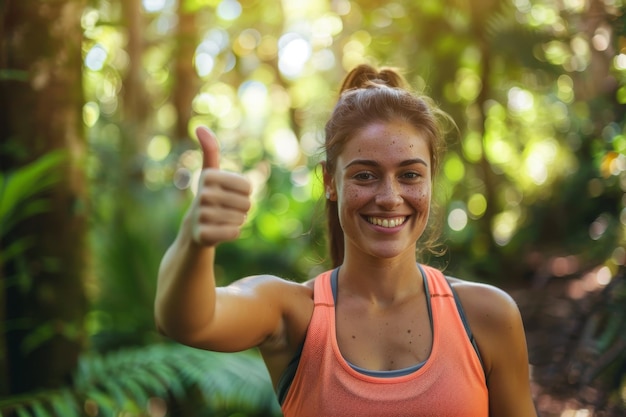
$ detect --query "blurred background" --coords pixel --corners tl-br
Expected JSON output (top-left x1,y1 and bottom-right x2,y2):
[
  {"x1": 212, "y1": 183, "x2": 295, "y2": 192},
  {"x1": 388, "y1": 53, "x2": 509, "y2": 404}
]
[{"x1": 1, "y1": 0, "x2": 625, "y2": 415}]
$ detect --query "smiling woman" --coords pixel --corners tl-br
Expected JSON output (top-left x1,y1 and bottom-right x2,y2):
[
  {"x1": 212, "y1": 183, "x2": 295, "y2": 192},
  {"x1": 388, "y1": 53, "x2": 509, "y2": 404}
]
[
  {"x1": 325, "y1": 120, "x2": 433, "y2": 263},
  {"x1": 155, "y1": 64, "x2": 538, "y2": 417}
]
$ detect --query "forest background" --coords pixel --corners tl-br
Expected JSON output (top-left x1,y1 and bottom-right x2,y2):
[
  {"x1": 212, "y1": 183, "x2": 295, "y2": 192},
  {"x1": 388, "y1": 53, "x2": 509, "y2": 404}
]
[{"x1": 1, "y1": 0, "x2": 626, "y2": 416}]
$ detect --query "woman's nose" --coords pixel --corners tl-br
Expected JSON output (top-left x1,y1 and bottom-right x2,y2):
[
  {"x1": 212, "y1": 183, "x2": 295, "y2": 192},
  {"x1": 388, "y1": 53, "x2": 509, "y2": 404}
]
[{"x1": 375, "y1": 179, "x2": 403, "y2": 208}]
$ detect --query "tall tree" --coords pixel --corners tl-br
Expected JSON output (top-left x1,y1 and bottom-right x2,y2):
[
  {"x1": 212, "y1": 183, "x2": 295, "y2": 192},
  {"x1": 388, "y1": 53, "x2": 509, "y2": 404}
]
[
  {"x1": 173, "y1": 0, "x2": 199, "y2": 142},
  {"x1": 0, "y1": 0, "x2": 88, "y2": 394}
]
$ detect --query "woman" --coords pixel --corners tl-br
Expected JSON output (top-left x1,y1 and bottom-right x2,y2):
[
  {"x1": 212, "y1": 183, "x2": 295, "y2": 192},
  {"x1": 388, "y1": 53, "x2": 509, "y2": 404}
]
[{"x1": 155, "y1": 64, "x2": 537, "y2": 416}]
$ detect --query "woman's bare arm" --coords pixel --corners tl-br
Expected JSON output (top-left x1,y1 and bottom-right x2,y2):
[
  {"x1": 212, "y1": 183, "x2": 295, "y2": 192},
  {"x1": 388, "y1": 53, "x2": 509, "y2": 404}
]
[{"x1": 154, "y1": 127, "x2": 290, "y2": 352}]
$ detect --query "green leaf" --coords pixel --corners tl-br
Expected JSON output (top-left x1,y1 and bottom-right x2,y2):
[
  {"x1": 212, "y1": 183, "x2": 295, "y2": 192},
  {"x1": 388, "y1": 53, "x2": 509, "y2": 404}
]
[
  {"x1": 15, "y1": 406, "x2": 32, "y2": 417},
  {"x1": 118, "y1": 377, "x2": 148, "y2": 407},
  {"x1": 85, "y1": 389, "x2": 116, "y2": 417},
  {"x1": 30, "y1": 400, "x2": 51, "y2": 417},
  {"x1": 0, "y1": 69, "x2": 29, "y2": 82},
  {"x1": 101, "y1": 379, "x2": 131, "y2": 408},
  {"x1": 125, "y1": 366, "x2": 169, "y2": 397},
  {"x1": 0, "y1": 151, "x2": 65, "y2": 236},
  {"x1": 20, "y1": 322, "x2": 55, "y2": 355},
  {"x1": 0, "y1": 236, "x2": 35, "y2": 266},
  {"x1": 50, "y1": 391, "x2": 79, "y2": 417}
]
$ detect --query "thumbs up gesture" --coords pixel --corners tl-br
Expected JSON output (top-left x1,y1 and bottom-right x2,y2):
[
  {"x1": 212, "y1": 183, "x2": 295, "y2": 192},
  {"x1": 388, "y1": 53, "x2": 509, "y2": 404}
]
[{"x1": 190, "y1": 126, "x2": 252, "y2": 247}]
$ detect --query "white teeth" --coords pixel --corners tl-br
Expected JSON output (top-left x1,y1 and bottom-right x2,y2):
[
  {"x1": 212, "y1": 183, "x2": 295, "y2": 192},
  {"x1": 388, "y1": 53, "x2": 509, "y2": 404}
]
[{"x1": 367, "y1": 217, "x2": 406, "y2": 228}]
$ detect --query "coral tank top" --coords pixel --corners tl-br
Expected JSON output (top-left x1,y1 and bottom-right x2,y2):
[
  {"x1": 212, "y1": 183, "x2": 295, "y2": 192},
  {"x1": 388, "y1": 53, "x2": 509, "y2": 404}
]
[{"x1": 280, "y1": 264, "x2": 488, "y2": 417}]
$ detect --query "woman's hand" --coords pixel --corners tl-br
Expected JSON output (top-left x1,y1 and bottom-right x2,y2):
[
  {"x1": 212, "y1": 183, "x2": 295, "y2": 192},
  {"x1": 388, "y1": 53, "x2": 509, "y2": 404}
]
[{"x1": 190, "y1": 126, "x2": 252, "y2": 247}]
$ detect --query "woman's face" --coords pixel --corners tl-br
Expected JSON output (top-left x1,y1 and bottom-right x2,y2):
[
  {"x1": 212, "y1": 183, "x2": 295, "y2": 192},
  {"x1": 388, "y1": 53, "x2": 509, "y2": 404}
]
[{"x1": 325, "y1": 120, "x2": 432, "y2": 262}]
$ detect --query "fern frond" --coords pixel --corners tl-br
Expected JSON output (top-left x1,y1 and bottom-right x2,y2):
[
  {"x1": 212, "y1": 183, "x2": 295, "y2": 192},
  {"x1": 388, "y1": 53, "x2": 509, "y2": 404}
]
[{"x1": 0, "y1": 343, "x2": 281, "y2": 416}]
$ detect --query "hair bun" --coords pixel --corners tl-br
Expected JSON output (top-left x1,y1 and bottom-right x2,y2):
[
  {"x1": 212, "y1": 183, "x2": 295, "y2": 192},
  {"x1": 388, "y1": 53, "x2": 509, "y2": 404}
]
[{"x1": 339, "y1": 64, "x2": 407, "y2": 94}]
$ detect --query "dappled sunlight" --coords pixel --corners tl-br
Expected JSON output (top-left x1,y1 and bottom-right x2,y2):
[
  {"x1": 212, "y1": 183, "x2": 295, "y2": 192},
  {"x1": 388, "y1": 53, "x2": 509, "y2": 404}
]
[
  {"x1": 447, "y1": 207, "x2": 468, "y2": 232},
  {"x1": 448, "y1": 67, "x2": 482, "y2": 104},
  {"x1": 566, "y1": 266, "x2": 612, "y2": 300},
  {"x1": 147, "y1": 135, "x2": 171, "y2": 162},
  {"x1": 3, "y1": 0, "x2": 614, "y2": 414},
  {"x1": 589, "y1": 214, "x2": 611, "y2": 241},
  {"x1": 508, "y1": 86, "x2": 534, "y2": 114},
  {"x1": 84, "y1": 43, "x2": 108, "y2": 71},
  {"x1": 216, "y1": 0, "x2": 242, "y2": 21},
  {"x1": 83, "y1": 101, "x2": 100, "y2": 127},
  {"x1": 238, "y1": 80, "x2": 269, "y2": 129},
  {"x1": 266, "y1": 128, "x2": 301, "y2": 167},
  {"x1": 492, "y1": 208, "x2": 521, "y2": 247},
  {"x1": 443, "y1": 152, "x2": 465, "y2": 184},
  {"x1": 278, "y1": 33, "x2": 312, "y2": 79},
  {"x1": 523, "y1": 139, "x2": 558, "y2": 186},
  {"x1": 557, "y1": 75, "x2": 575, "y2": 103},
  {"x1": 467, "y1": 193, "x2": 487, "y2": 219},
  {"x1": 233, "y1": 28, "x2": 262, "y2": 56},
  {"x1": 461, "y1": 131, "x2": 483, "y2": 163}
]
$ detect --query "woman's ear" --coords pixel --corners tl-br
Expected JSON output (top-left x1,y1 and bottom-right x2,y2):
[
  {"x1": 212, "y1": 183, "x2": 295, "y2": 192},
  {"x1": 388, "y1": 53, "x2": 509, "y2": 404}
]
[{"x1": 321, "y1": 162, "x2": 336, "y2": 201}]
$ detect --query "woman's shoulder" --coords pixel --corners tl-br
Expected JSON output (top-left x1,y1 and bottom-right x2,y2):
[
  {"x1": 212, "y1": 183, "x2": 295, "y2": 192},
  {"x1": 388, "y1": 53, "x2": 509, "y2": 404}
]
[
  {"x1": 446, "y1": 277, "x2": 520, "y2": 331},
  {"x1": 445, "y1": 275, "x2": 527, "y2": 373},
  {"x1": 235, "y1": 273, "x2": 314, "y2": 299},
  {"x1": 445, "y1": 275, "x2": 520, "y2": 319},
  {"x1": 243, "y1": 268, "x2": 331, "y2": 314}
]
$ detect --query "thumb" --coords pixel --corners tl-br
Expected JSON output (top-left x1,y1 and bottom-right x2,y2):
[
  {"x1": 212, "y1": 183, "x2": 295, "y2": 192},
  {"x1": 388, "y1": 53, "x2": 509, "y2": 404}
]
[{"x1": 196, "y1": 126, "x2": 220, "y2": 169}]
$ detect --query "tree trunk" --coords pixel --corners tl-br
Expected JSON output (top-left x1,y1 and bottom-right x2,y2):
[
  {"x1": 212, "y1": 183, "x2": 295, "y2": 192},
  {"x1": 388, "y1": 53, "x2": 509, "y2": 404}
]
[
  {"x1": 173, "y1": 0, "x2": 199, "y2": 142},
  {"x1": 0, "y1": 0, "x2": 88, "y2": 394}
]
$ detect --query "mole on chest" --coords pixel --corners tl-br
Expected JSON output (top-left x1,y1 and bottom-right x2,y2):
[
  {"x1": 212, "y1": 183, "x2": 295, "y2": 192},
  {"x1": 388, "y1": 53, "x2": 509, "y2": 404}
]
[{"x1": 337, "y1": 313, "x2": 433, "y2": 370}]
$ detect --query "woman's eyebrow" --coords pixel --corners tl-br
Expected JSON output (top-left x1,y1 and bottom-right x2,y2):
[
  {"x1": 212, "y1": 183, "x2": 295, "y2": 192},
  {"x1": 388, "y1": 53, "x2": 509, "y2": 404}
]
[
  {"x1": 400, "y1": 158, "x2": 428, "y2": 167},
  {"x1": 344, "y1": 158, "x2": 428, "y2": 169}
]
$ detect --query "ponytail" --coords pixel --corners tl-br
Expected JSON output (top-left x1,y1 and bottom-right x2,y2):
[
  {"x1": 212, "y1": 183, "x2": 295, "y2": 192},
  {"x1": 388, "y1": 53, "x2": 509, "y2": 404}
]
[{"x1": 338, "y1": 64, "x2": 407, "y2": 94}]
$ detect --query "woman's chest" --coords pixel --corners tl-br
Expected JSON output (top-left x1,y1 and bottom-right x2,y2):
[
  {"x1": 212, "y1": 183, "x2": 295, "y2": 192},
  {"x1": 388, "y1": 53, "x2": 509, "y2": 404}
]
[{"x1": 335, "y1": 296, "x2": 432, "y2": 371}]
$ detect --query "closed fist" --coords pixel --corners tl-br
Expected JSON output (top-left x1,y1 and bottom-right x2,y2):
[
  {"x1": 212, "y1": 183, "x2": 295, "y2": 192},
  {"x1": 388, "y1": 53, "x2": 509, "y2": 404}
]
[{"x1": 190, "y1": 126, "x2": 252, "y2": 246}]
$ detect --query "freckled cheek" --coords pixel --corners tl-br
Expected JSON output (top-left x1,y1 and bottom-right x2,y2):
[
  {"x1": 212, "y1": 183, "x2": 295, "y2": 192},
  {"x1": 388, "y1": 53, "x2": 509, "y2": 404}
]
[
  {"x1": 409, "y1": 188, "x2": 431, "y2": 210},
  {"x1": 342, "y1": 188, "x2": 364, "y2": 204}
]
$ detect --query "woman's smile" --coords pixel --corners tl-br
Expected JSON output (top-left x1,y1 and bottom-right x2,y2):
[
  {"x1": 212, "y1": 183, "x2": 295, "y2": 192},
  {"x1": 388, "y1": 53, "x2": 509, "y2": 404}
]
[{"x1": 365, "y1": 216, "x2": 408, "y2": 228}]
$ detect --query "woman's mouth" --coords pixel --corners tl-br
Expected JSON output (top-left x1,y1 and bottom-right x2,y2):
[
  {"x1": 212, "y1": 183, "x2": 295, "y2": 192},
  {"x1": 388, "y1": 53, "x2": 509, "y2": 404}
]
[{"x1": 366, "y1": 216, "x2": 407, "y2": 228}]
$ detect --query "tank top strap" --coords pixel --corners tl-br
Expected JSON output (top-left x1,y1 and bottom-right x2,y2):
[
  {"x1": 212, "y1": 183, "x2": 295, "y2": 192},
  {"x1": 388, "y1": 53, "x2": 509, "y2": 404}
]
[
  {"x1": 314, "y1": 268, "x2": 336, "y2": 305},
  {"x1": 276, "y1": 268, "x2": 335, "y2": 404},
  {"x1": 419, "y1": 264, "x2": 453, "y2": 296},
  {"x1": 419, "y1": 264, "x2": 485, "y2": 375}
]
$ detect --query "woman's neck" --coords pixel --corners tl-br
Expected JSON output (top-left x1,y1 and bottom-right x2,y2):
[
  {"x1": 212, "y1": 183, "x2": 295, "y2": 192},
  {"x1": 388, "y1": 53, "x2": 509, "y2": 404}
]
[{"x1": 338, "y1": 253, "x2": 423, "y2": 306}]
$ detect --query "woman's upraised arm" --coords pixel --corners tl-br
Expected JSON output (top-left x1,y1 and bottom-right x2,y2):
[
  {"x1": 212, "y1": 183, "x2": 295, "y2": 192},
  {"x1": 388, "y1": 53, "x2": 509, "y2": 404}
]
[{"x1": 154, "y1": 127, "x2": 288, "y2": 351}]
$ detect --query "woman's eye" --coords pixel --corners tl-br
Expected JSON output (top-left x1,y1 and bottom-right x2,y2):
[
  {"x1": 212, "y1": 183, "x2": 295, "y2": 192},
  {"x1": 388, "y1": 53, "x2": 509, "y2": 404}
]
[
  {"x1": 354, "y1": 172, "x2": 374, "y2": 180},
  {"x1": 403, "y1": 172, "x2": 421, "y2": 179}
]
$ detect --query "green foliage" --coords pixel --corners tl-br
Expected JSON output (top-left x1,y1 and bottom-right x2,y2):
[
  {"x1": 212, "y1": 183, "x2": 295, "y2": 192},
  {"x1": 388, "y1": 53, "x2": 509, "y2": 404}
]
[
  {"x1": 0, "y1": 151, "x2": 65, "y2": 267},
  {"x1": 0, "y1": 70, "x2": 28, "y2": 82},
  {"x1": 88, "y1": 189, "x2": 176, "y2": 349},
  {"x1": 0, "y1": 343, "x2": 280, "y2": 417},
  {"x1": 580, "y1": 273, "x2": 626, "y2": 390},
  {"x1": 0, "y1": 152, "x2": 65, "y2": 238},
  {"x1": 84, "y1": 120, "x2": 186, "y2": 348},
  {"x1": 18, "y1": 0, "x2": 626, "y2": 415},
  {"x1": 525, "y1": 268, "x2": 626, "y2": 414}
]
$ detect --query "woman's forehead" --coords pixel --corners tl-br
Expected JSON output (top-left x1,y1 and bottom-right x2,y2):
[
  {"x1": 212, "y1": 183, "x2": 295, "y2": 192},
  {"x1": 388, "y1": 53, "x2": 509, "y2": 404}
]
[{"x1": 340, "y1": 121, "x2": 431, "y2": 161}]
